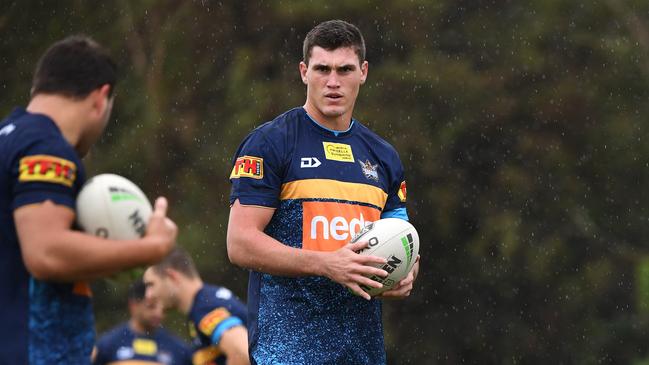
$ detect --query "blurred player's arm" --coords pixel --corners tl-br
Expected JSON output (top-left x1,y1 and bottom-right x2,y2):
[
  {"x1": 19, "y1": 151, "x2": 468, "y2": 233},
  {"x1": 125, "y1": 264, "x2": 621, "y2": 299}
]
[
  {"x1": 219, "y1": 325, "x2": 249, "y2": 365},
  {"x1": 15, "y1": 197, "x2": 177, "y2": 282},
  {"x1": 227, "y1": 199, "x2": 388, "y2": 300}
]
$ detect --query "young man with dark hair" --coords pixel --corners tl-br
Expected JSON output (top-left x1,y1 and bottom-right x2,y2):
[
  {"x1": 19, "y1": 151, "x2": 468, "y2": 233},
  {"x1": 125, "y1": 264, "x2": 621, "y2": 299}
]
[
  {"x1": 0, "y1": 35, "x2": 178, "y2": 364},
  {"x1": 143, "y1": 248, "x2": 249, "y2": 365},
  {"x1": 227, "y1": 19, "x2": 420, "y2": 364},
  {"x1": 93, "y1": 279, "x2": 192, "y2": 365}
]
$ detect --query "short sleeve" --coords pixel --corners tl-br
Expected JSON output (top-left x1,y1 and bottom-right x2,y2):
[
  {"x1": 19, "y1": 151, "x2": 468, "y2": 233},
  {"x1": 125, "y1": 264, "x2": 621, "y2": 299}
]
[
  {"x1": 381, "y1": 152, "x2": 408, "y2": 221},
  {"x1": 229, "y1": 128, "x2": 284, "y2": 208},
  {"x1": 196, "y1": 307, "x2": 244, "y2": 346},
  {"x1": 11, "y1": 135, "x2": 82, "y2": 211}
]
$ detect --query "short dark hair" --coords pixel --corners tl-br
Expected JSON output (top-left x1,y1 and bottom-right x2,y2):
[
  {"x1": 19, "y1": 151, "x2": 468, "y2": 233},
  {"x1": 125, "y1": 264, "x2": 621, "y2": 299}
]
[
  {"x1": 31, "y1": 35, "x2": 117, "y2": 99},
  {"x1": 127, "y1": 278, "x2": 147, "y2": 302},
  {"x1": 151, "y1": 247, "x2": 199, "y2": 279},
  {"x1": 303, "y1": 20, "x2": 366, "y2": 65}
]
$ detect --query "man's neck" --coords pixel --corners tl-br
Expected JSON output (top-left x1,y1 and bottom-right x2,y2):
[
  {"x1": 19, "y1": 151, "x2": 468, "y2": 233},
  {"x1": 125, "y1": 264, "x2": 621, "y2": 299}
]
[
  {"x1": 177, "y1": 277, "x2": 204, "y2": 315},
  {"x1": 303, "y1": 103, "x2": 352, "y2": 131},
  {"x1": 129, "y1": 318, "x2": 153, "y2": 335},
  {"x1": 26, "y1": 94, "x2": 83, "y2": 151}
]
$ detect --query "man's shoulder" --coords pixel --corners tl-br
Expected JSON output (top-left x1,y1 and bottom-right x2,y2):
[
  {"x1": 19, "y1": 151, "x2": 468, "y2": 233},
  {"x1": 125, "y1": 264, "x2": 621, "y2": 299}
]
[
  {"x1": 252, "y1": 107, "x2": 305, "y2": 136},
  {"x1": 154, "y1": 327, "x2": 190, "y2": 350},
  {"x1": 96, "y1": 322, "x2": 132, "y2": 346},
  {"x1": 199, "y1": 284, "x2": 238, "y2": 304},
  {"x1": 1, "y1": 109, "x2": 73, "y2": 158},
  {"x1": 354, "y1": 121, "x2": 400, "y2": 156}
]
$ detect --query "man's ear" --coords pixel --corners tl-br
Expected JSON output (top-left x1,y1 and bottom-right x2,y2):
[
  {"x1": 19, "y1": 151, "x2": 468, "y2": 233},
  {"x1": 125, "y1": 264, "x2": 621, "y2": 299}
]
[
  {"x1": 90, "y1": 84, "x2": 111, "y2": 117},
  {"x1": 165, "y1": 268, "x2": 180, "y2": 283},
  {"x1": 360, "y1": 60, "x2": 369, "y2": 85},
  {"x1": 299, "y1": 62, "x2": 308, "y2": 84}
]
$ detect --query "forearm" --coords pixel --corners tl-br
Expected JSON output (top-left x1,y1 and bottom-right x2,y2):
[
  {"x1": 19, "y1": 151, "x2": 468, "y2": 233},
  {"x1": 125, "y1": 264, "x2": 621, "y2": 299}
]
[
  {"x1": 29, "y1": 230, "x2": 166, "y2": 282},
  {"x1": 227, "y1": 228, "x2": 325, "y2": 277}
]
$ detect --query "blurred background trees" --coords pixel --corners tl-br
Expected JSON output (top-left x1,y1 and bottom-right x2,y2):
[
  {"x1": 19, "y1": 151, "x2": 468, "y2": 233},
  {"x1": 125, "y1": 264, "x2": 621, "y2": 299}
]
[{"x1": 3, "y1": 0, "x2": 649, "y2": 363}]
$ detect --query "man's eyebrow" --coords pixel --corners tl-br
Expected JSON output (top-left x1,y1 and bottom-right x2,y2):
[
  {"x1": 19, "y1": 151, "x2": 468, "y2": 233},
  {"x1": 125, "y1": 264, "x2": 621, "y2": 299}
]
[{"x1": 311, "y1": 63, "x2": 357, "y2": 70}]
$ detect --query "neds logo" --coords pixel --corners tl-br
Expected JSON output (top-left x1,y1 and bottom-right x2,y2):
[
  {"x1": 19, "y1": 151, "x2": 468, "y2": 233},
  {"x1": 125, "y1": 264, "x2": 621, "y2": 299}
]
[{"x1": 302, "y1": 201, "x2": 380, "y2": 252}]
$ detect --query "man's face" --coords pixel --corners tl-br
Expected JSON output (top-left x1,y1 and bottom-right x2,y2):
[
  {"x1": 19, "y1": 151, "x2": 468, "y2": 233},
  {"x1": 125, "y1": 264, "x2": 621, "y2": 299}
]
[
  {"x1": 143, "y1": 267, "x2": 175, "y2": 309},
  {"x1": 130, "y1": 297, "x2": 164, "y2": 332},
  {"x1": 300, "y1": 46, "x2": 368, "y2": 124}
]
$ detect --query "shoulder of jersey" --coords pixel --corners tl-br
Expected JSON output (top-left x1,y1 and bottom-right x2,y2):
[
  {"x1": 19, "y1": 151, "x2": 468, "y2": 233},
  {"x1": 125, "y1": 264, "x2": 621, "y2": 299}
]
[
  {"x1": 355, "y1": 122, "x2": 400, "y2": 156},
  {"x1": 254, "y1": 107, "x2": 303, "y2": 134},
  {"x1": 3, "y1": 116, "x2": 62, "y2": 142},
  {"x1": 97, "y1": 323, "x2": 132, "y2": 344}
]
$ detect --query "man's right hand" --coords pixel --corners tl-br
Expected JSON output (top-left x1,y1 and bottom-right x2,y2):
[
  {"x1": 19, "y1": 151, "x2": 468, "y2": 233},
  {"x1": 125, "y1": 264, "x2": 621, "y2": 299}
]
[
  {"x1": 143, "y1": 197, "x2": 177, "y2": 262},
  {"x1": 320, "y1": 241, "x2": 388, "y2": 300}
]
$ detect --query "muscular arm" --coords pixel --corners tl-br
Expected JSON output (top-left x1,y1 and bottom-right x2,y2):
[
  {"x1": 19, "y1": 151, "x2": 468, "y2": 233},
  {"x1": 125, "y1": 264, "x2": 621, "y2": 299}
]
[
  {"x1": 227, "y1": 199, "x2": 389, "y2": 299},
  {"x1": 15, "y1": 198, "x2": 176, "y2": 282},
  {"x1": 219, "y1": 325, "x2": 249, "y2": 365}
]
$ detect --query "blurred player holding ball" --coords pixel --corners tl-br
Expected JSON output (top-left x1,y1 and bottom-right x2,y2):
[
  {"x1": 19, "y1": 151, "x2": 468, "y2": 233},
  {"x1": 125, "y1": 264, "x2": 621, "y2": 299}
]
[{"x1": 0, "y1": 35, "x2": 177, "y2": 364}]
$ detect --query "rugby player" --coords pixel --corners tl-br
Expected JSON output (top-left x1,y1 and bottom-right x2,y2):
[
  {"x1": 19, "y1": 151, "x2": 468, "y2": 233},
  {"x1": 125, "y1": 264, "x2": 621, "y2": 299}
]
[
  {"x1": 0, "y1": 35, "x2": 177, "y2": 364},
  {"x1": 227, "y1": 20, "x2": 420, "y2": 364},
  {"x1": 143, "y1": 248, "x2": 249, "y2": 365},
  {"x1": 93, "y1": 279, "x2": 192, "y2": 365}
]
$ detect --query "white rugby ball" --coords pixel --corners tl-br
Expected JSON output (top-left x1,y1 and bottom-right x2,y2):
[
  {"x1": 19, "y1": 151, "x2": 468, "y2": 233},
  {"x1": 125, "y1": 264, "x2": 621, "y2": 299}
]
[
  {"x1": 76, "y1": 174, "x2": 152, "y2": 240},
  {"x1": 351, "y1": 218, "x2": 420, "y2": 296}
]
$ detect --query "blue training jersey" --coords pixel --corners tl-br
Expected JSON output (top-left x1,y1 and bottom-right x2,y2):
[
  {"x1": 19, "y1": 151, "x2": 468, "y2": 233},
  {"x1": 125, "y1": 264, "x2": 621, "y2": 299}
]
[
  {"x1": 188, "y1": 284, "x2": 247, "y2": 365},
  {"x1": 229, "y1": 107, "x2": 408, "y2": 365},
  {"x1": 93, "y1": 322, "x2": 193, "y2": 365},
  {"x1": 0, "y1": 107, "x2": 91, "y2": 364}
]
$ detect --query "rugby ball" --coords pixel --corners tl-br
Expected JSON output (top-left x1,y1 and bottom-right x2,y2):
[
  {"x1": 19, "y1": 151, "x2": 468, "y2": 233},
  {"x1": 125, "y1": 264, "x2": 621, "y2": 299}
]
[
  {"x1": 351, "y1": 218, "x2": 420, "y2": 296},
  {"x1": 76, "y1": 174, "x2": 152, "y2": 240}
]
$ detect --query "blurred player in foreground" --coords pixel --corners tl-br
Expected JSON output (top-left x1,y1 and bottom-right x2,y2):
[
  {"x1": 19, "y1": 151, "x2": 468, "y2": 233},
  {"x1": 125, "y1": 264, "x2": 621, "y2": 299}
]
[
  {"x1": 93, "y1": 278, "x2": 192, "y2": 365},
  {"x1": 144, "y1": 248, "x2": 249, "y2": 365},
  {"x1": 227, "y1": 20, "x2": 420, "y2": 364},
  {"x1": 0, "y1": 35, "x2": 178, "y2": 364}
]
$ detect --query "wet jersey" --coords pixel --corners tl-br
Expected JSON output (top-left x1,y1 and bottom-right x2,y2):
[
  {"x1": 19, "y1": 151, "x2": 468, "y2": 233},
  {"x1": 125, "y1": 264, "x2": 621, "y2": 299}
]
[
  {"x1": 229, "y1": 107, "x2": 408, "y2": 365},
  {"x1": 93, "y1": 322, "x2": 192, "y2": 365},
  {"x1": 0, "y1": 107, "x2": 90, "y2": 364},
  {"x1": 187, "y1": 285, "x2": 247, "y2": 365}
]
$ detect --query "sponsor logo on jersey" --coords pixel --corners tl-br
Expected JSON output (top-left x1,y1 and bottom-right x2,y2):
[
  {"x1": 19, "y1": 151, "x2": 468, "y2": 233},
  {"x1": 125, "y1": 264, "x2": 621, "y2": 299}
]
[
  {"x1": 0, "y1": 123, "x2": 15, "y2": 136},
  {"x1": 230, "y1": 155, "x2": 263, "y2": 179},
  {"x1": 300, "y1": 157, "x2": 321, "y2": 168},
  {"x1": 398, "y1": 181, "x2": 407, "y2": 202},
  {"x1": 303, "y1": 201, "x2": 381, "y2": 251},
  {"x1": 198, "y1": 307, "x2": 231, "y2": 336},
  {"x1": 323, "y1": 142, "x2": 354, "y2": 162},
  {"x1": 18, "y1": 154, "x2": 76, "y2": 187},
  {"x1": 132, "y1": 338, "x2": 157, "y2": 356},
  {"x1": 116, "y1": 346, "x2": 134, "y2": 360},
  {"x1": 359, "y1": 160, "x2": 379, "y2": 181}
]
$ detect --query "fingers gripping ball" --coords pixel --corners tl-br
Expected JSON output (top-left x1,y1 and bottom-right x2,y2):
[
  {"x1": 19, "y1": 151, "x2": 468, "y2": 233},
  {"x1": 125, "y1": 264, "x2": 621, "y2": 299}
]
[
  {"x1": 76, "y1": 174, "x2": 152, "y2": 240},
  {"x1": 352, "y1": 218, "x2": 420, "y2": 296}
]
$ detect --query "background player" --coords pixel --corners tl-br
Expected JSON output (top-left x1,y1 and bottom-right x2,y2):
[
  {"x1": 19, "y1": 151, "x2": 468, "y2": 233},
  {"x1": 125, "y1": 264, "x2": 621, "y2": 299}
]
[
  {"x1": 227, "y1": 20, "x2": 420, "y2": 364},
  {"x1": 0, "y1": 35, "x2": 178, "y2": 364},
  {"x1": 93, "y1": 278, "x2": 192, "y2": 365},
  {"x1": 143, "y1": 248, "x2": 249, "y2": 365}
]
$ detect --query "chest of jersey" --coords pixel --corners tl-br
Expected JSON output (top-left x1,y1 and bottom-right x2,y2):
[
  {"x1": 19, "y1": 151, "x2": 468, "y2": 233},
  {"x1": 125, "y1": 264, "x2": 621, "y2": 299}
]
[{"x1": 279, "y1": 135, "x2": 391, "y2": 252}]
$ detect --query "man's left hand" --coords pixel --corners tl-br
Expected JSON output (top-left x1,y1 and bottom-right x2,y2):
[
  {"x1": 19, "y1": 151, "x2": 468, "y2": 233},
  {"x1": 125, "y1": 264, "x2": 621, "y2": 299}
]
[{"x1": 378, "y1": 255, "x2": 420, "y2": 299}]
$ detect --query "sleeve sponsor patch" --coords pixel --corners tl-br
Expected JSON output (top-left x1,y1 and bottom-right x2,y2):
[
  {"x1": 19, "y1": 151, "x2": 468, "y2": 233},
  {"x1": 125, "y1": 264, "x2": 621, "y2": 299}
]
[
  {"x1": 230, "y1": 155, "x2": 263, "y2": 179},
  {"x1": 192, "y1": 346, "x2": 221, "y2": 364},
  {"x1": 18, "y1": 154, "x2": 76, "y2": 187},
  {"x1": 398, "y1": 181, "x2": 407, "y2": 202},
  {"x1": 198, "y1": 308, "x2": 231, "y2": 336}
]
